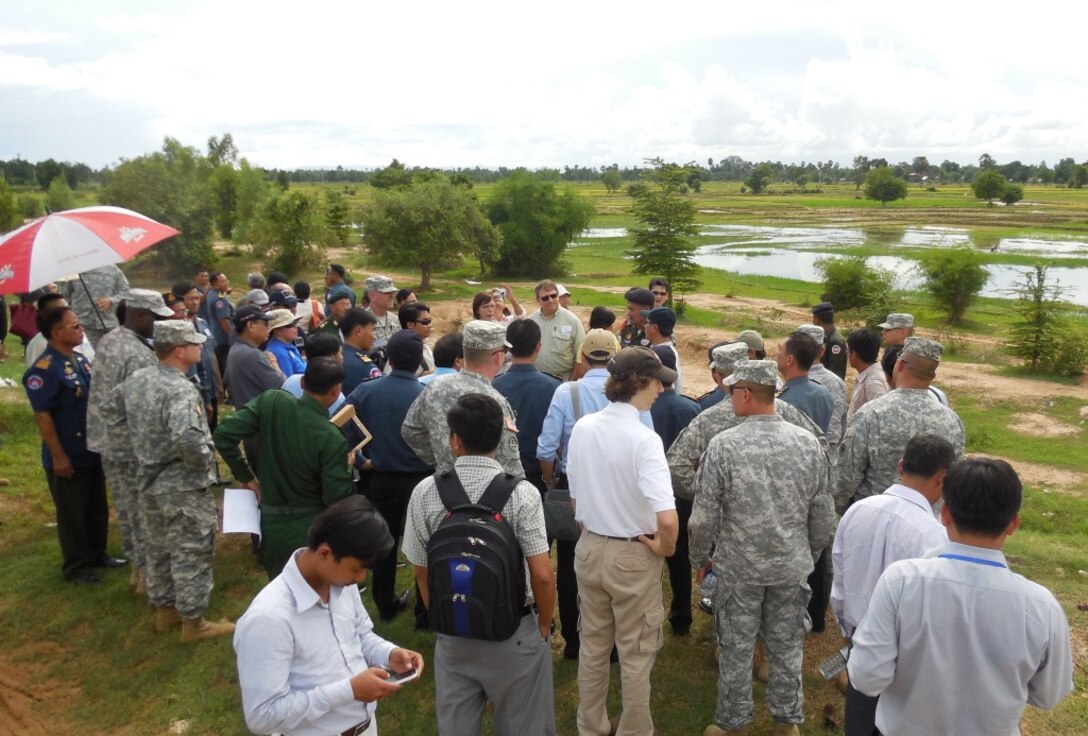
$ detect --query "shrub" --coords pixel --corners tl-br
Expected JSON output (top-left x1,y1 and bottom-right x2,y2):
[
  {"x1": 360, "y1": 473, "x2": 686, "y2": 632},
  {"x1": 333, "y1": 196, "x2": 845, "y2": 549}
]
[
  {"x1": 1008, "y1": 265, "x2": 1088, "y2": 376},
  {"x1": 917, "y1": 247, "x2": 989, "y2": 324},
  {"x1": 815, "y1": 256, "x2": 896, "y2": 325}
]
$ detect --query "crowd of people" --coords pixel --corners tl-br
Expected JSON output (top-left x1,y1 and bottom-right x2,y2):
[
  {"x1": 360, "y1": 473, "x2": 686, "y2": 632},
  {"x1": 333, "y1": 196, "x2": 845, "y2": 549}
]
[{"x1": 14, "y1": 262, "x2": 1074, "y2": 736}]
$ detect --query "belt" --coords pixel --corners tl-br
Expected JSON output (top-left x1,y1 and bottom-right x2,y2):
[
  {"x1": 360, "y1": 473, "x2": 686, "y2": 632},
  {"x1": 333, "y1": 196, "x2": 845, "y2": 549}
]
[
  {"x1": 339, "y1": 719, "x2": 371, "y2": 736},
  {"x1": 590, "y1": 530, "x2": 655, "y2": 543},
  {"x1": 261, "y1": 504, "x2": 324, "y2": 517}
]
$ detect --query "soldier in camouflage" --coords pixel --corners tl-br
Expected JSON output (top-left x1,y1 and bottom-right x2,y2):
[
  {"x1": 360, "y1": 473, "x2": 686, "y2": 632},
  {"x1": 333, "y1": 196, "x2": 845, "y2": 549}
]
[
  {"x1": 402, "y1": 320, "x2": 523, "y2": 480},
  {"x1": 363, "y1": 275, "x2": 401, "y2": 350},
  {"x1": 667, "y1": 343, "x2": 830, "y2": 502},
  {"x1": 117, "y1": 321, "x2": 234, "y2": 643},
  {"x1": 86, "y1": 290, "x2": 173, "y2": 592},
  {"x1": 838, "y1": 336, "x2": 965, "y2": 512},
  {"x1": 57, "y1": 264, "x2": 130, "y2": 348},
  {"x1": 690, "y1": 360, "x2": 836, "y2": 736},
  {"x1": 797, "y1": 324, "x2": 847, "y2": 458}
]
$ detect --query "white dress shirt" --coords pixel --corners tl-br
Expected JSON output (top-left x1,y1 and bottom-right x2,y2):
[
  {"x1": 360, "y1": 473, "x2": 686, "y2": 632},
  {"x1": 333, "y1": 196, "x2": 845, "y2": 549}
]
[
  {"x1": 849, "y1": 541, "x2": 1074, "y2": 736},
  {"x1": 831, "y1": 483, "x2": 947, "y2": 636},
  {"x1": 234, "y1": 550, "x2": 396, "y2": 736},
  {"x1": 567, "y1": 401, "x2": 675, "y2": 537}
]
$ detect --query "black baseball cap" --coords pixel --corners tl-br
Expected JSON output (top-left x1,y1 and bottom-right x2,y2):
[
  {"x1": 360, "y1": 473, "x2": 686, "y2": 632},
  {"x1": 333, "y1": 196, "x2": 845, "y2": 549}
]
[
  {"x1": 233, "y1": 304, "x2": 273, "y2": 331},
  {"x1": 650, "y1": 344, "x2": 677, "y2": 372},
  {"x1": 640, "y1": 307, "x2": 677, "y2": 331},
  {"x1": 387, "y1": 330, "x2": 424, "y2": 367}
]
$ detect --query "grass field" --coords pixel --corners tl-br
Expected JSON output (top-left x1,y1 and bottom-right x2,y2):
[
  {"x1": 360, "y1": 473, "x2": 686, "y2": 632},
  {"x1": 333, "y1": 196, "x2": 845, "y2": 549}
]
[{"x1": 1, "y1": 179, "x2": 1087, "y2": 734}]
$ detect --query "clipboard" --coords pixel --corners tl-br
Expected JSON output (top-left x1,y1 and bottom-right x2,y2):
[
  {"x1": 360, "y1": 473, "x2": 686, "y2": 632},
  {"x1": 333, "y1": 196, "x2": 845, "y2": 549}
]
[{"x1": 330, "y1": 404, "x2": 373, "y2": 455}]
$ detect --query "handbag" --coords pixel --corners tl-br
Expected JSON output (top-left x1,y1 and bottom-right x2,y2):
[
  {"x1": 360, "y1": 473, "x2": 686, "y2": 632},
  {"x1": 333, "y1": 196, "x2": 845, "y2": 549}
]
[
  {"x1": 10, "y1": 304, "x2": 38, "y2": 341},
  {"x1": 542, "y1": 383, "x2": 583, "y2": 542}
]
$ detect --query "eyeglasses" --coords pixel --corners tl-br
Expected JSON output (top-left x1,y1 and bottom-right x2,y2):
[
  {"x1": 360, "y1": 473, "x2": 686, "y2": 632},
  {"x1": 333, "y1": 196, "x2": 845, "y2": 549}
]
[
  {"x1": 651, "y1": 291, "x2": 668, "y2": 297},
  {"x1": 539, "y1": 293, "x2": 559, "y2": 302},
  {"x1": 727, "y1": 385, "x2": 750, "y2": 395},
  {"x1": 415, "y1": 319, "x2": 432, "y2": 325}
]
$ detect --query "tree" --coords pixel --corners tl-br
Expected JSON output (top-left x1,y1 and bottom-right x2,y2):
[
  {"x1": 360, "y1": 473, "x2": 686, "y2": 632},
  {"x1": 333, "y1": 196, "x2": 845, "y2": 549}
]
[
  {"x1": 971, "y1": 169, "x2": 1006, "y2": 205},
  {"x1": 17, "y1": 192, "x2": 43, "y2": 219},
  {"x1": 34, "y1": 159, "x2": 64, "y2": 191},
  {"x1": 323, "y1": 189, "x2": 352, "y2": 245},
  {"x1": 206, "y1": 133, "x2": 238, "y2": 167},
  {"x1": 815, "y1": 256, "x2": 896, "y2": 313},
  {"x1": 232, "y1": 159, "x2": 270, "y2": 243},
  {"x1": 209, "y1": 164, "x2": 239, "y2": 238},
  {"x1": 626, "y1": 158, "x2": 702, "y2": 302},
  {"x1": 911, "y1": 156, "x2": 930, "y2": 177},
  {"x1": 601, "y1": 168, "x2": 622, "y2": 193},
  {"x1": 745, "y1": 163, "x2": 774, "y2": 194},
  {"x1": 370, "y1": 159, "x2": 412, "y2": 190},
  {"x1": 917, "y1": 247, "x2": 989, "y2": 324},
  {"x1": 45, "y1": 177, "x2": 75, "y2": 212},
  {"x1": 485, "y1": 171, "x2": 594, "y2": 277},
  {"x1": 0, "y1": 177, "x2": 20, "y2": 232},
  {"x1": 1070, "y1": 165, "x2": 1088, "y2": 189},
  {"x1": 275, "y1": 170, "x2": 290, "y2": 191},
  {"x1": 852, "y1": 156, "x2": 871, "y2": 191},
  {"x1": 1007, "y1": 265, "x2": 1077, "y2": 373},
  {"x1": 364, "y1": 175, "x2": 500, "y2": 291},
  {"x1": 1001, "y1": 183, "x2": 1024, "y2": 206},
  {"x1": 863, "y1": 167, "x2": 908, "y2": 206},
  {"x1": 978, "y1": 153, "x2": 996, "y2": 169},
  {"x1": 249, "y1": 191, "x2": 333, "y2": 275},
  {"x1": 99, "y1": 137, "x2": 216, "y2": 276}
]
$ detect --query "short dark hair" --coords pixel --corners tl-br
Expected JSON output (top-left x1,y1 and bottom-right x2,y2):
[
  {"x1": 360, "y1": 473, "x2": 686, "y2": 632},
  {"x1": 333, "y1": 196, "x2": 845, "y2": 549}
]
[
  {"x1": 303, "y1": 332, "x2": 343, "y2": 360},
  {"x1": 395, "y1": 287, "x2": 416, "y2": 305},
  {"x1": 294, "y1": 281, "x2": 312, "y2": 300},
  {"x1": 307, "y1": 495, "x2": 393, "y2": 565},
  {"x1": 267, "y1": 271, "x2": 289, "y2": 288},
  {"x1": 327, "y1": 263, "x2": 346, "y2": 279},
  {"x1": 209, "y1": 271, "x2": 227, "y2": 286},
  {"x1": 399, "y1": 302, "x2": 430, "y2": 329},
  {"x1": 648, "y1": 277, "x2": 670, "y2": 293},
  {"x1": 37, "y1": 293, "x2": 66, "y2": 312},
  {"x1": 37, "y1": 305, "x2": 72, "y2": 338},
  {"x1": 846, "y1": 328, "x2": 881, "y2": 364},
  {"x1": 784, "y1": 331, "x2": 819, "y2": 371},
  {"x1": 471, "y1": 292, "x2": 493, "y2": 319},
  {"x1": 900, "y1": 434, "x2": 957, "y2": 478},
  {"x1": 589, "y1": 306, "x2": 616, "y2": 331},
  {"x1": 302, "y1": 356, "x2": 346, "y2": 395},
  {"x1": 505, "y1": 319, "x2": 541, "y2": 358},
  {"x1": 943, "y1": 457, "x2": 1022, "y2": 537},
  {"x1": 340, "y1": 307, "x2": 377, "y2": 337},
  {"x1": 171, "y1": 280, "x2": 198, "y2": 298},
  {"x1": 433, "y1": 333, "x2": 464, "y2": 369},
  {"x1": 447, "y1": 393, "x2": 504, "y2": 455}
]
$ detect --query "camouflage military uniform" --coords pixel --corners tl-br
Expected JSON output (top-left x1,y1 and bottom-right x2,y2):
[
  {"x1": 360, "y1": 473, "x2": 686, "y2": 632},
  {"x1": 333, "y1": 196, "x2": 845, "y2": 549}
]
[
  {"x1": 365, "y1": 308, "x2": 399, "y2": 349},
  {"x1": 808, "y1": 362, "x2": 846, "y2": 456},
  {"x1": 667, "y1": 398, "x2": 829, "y2": 501},
  {"x1": 86, "y1": 326, "x2": 157, "y2": 568},
  {"x1": 837, "y1": 388, "x2": 965, "y2": 512},
  {"x1": 689, "y1": 415, "x2": 836, "y2": 731},
  {"x1": 119, "y1": 364, "x2": 218, "y2": 618},
  {"x1": 57, "y1": 265, "x2": 130, "y2": 347},
  {"x1": 402, "y1": 370, "x2": 524, "y2": 479}
]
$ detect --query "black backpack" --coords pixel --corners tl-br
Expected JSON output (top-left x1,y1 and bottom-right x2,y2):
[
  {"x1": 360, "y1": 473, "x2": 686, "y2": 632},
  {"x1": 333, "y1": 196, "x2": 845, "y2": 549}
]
[{"x1": 426, "y1": 470, "x2": 526, "y2": 641}]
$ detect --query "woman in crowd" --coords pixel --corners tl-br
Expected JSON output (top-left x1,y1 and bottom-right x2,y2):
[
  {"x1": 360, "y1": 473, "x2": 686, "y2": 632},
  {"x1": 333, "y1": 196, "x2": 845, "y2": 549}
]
[
  {"x1": 471, "y1": 291, "x2": 496, "y2": 321},
  {"x1": 264, "y1": 309, "x2": 307, "y2": 378},
  {"x1": 489, "y1": 284, "x2": 525, "y2": 325}
]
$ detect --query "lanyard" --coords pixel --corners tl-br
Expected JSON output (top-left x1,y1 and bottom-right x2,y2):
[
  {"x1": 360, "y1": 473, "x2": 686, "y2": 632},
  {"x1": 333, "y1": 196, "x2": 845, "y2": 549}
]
[{"x1": 938, "y1": 553, "x2": 1006, "y2": 569}]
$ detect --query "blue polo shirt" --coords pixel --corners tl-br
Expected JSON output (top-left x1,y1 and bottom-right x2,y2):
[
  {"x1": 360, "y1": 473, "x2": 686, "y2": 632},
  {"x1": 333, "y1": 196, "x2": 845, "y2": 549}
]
[
  {"x1": 349, "y1": 369, "x2": 432, "y2": 474},
  {"x1": 650, "y1": 388, "x2": 701, "y2": 452},
  {"x1": 493, "y1": 363, "x2": 562, "y2": 477},
  {"x1": 778, "y1": 375, "x2": 834, "y2": 433},
  {"x1": 266, "y1": 338, "x2": 306, "y2": 378}
]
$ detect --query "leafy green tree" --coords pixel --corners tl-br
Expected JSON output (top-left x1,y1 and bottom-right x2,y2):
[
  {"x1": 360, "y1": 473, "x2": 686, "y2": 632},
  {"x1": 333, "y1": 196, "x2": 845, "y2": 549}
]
[
  {"x1": 364, "y1": 175, "x2": 500, "y2": 290},
  {"x1": 34, "y1": 159, "x2": 64, "y2": 191},
  {"x1": 978, "y1": 152, "x2": 996, "y2": 169},
  {"x1": 863, "y1": 167, "x2": 908, "y2": 206},
  {"x1": 1001, "y1": 183, "x2": 1024, "y2": 206},
  {"x1": 852, "y1": 155, "x2": 871, "y2": 191},
  {"x1": 249, "y1": 191, "x2": 332, "y2": 275},
  {"x1": 206, "y1": 133, "x2": 238, "y2": 167},
  {"x1": 601, "y1": 168, "x2": 622, "y2": 193},
  {"x1": 626, "y1": 158, "x2": 702, "y2": 301},
  {"x1": 917, "y1": 247, "x2": 989, "y2": 324},
  {"x1": 744, "y1": 163, "x2": 774, "y2": 194},
  {"x1": 0, "y1": 177, "x2": 21, "y2": 231},
  {"x1": 275, "y1": 170, "x2": 290, "y2": 191},
  {"x1": 1070, "y1": 165, "x2": 1088, "y2": 189},
  {"x1": 1007, "y1": 265, "x2": 1074, "y2": 372},
  {"x1": 45, "y1": 177, "x2": 75, "y2": 212},
  {"x1": 323, "y1": 189, "x2": 352, "y2": 245},
  {"x1": 17, "y1": 193, "x2": 43, "y2": 219},
  {"x1": 232, "y1": 159, "x2": 270, "y2": 243},
  {"x1": 370, "y1": 159, "x2": 412, "y2": 190},
  {"x1": 209, "y1": 165, "x2": 239, "y2": 238},
  {"x1": 485, "y1": 171, "x2": 594, "y2": 277},
  {"x1": 99, "y1": 137, "x2": 217, "y2": 276},
  {"x1": 815, "y1": 256, "x2": 897, "y2": 327},
  {"x1": 971, "y1": 169, "x2": 1006, "y2": 205}
]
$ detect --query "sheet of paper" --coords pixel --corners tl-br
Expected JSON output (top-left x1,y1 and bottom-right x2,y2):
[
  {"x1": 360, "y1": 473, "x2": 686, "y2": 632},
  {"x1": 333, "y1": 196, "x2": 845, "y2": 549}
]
[{"x1": 223, "y1": 488, "x2": 261, "y2": 538}]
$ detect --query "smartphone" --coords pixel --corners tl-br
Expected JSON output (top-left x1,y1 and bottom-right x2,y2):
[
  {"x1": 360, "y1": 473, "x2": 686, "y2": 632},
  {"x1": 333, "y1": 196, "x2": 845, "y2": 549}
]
[{"x1": 386, "y1": 668, "x2": 419, "y2": 685}]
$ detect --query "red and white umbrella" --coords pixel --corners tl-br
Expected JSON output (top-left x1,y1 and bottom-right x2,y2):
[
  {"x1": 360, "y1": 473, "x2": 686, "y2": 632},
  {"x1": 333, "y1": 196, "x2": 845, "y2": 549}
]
[{"x1": 0, "y1": 206, "x2": 180, "y2": 294}]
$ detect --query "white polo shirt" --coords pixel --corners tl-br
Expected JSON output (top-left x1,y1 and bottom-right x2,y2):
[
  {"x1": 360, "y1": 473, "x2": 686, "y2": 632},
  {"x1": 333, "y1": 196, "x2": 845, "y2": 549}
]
[{"x1": 567, "y1": 401, "x2": 676, "y2": 537}]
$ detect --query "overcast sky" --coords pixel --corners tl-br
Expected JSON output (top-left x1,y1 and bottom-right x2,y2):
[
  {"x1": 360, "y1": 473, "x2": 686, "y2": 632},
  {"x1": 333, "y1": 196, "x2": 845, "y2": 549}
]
[{"x1": 1, "y1": 1, "x2": 1084, "y2": 171}]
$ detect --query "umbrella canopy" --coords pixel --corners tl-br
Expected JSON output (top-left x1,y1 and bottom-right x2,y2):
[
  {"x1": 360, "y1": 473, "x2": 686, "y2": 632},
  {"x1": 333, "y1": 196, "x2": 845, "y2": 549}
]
[{"x1": 0, "y1": 206, "x2": 180, "y2": 294}]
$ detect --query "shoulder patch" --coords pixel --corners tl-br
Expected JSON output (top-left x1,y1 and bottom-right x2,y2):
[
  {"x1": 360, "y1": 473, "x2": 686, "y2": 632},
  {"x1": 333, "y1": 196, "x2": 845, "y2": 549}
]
[
  {"x1": 831, "y1": 344, "x2": 843, "y2": 355},
  {"x1": 35, "y1": 356, "x2": 52, "y2": 369},
  {"x1": 26, "y1": 375, "x2": 44, "y2": 391},
  {"x1": 215, "y1": 299, "x2": 224, "y2": 307}
]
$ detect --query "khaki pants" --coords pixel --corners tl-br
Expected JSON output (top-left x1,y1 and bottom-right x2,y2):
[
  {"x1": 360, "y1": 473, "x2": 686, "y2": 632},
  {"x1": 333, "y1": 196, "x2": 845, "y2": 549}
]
[{"x1": 574, "y1": 531, "x2": 665, "y2": 736}]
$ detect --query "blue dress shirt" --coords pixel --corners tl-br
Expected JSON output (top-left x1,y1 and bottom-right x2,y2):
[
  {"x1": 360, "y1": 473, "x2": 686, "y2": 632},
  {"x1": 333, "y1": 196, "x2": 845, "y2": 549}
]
[
  {"x1": 778, "y1": 375, "x2": 834, "y2": 433},
  {"x1": 349, "y1": 369, "x2": 433, "y2": 474},
  {"x1": 493, "y1": 363, "x2": 562, "y2": 476}
]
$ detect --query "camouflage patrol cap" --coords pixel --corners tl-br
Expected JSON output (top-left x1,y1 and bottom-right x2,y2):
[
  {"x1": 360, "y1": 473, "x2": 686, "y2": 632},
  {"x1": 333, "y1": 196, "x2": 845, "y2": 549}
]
[
  {"x1": 365, "y1": 275, "x2": 397, "y2": 294},
  {"x1": 124, "y1": 288, "x2": 175, "y2": 318},
  {"x1": 152, "y1": 320, "x2": 207, "y2": 347},
  {"x1": 734, "y1": 329, "x2": 765, "y2": 353},
  {"x1": 724, "y1": 359, "x2": 778, "y2": 387},
  {"x1": 711, "y1": 342, "x2": 749, "y2": 375},
  {"x1": 901, "y1": 336, "x2": 943, "y2": 362},
  {"x1": 879, "y1": 313, "x2": 915, "y2": 329},
  {"x1": 796, "y1": 324, "x2": 825, "y2": 344},
  {"x1": 463, "y1": 319, "x2": 510, "y2": 351}
]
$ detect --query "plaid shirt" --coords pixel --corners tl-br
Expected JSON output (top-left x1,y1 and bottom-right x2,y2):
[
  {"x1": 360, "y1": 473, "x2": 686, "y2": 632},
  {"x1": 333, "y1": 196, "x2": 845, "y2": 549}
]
[{"x1": 402, "y1": 455, "x2": 549, "y2": 605}]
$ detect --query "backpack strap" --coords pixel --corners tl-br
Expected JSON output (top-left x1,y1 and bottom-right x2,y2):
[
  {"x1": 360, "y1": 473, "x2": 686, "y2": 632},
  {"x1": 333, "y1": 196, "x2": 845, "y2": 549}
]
[
  {"x1": 570, "y1": 383, "x2": 583, "y2": 422},
  {"x1": 435, "y1": 471, "x2": 472, "y2": 512},
  {"x1": 476, "y1": 473, "x2": 519, "y2": 515}
]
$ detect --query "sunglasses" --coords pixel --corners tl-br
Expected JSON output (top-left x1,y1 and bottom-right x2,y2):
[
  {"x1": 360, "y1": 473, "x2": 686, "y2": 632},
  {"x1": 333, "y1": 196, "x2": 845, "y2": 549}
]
[
  {"x1": 415, "y1": 319, "x2": 432, "y2": 325},
  {"x1": 539, "y1": 293, "x2": 559, "y2": 302},
  {"x1": 651, "y1": 291, "x2": 668, "y2": 297},
  {"x1": 727, "y1": 385, "x2": 750, "y2": 395}
]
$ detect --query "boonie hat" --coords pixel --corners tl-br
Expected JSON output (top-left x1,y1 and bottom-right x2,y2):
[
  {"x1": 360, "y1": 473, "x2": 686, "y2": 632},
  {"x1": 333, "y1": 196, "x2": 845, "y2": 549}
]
[
  {"x1": 556, "y1": 284, "x2": 570, "y2": 297},
  {"x1": 901, "y1": 336, "x2": 943, "y2": 362},
  {"x1": 724, "y1": 359, "x2": 778, "y2": 388},
  {"x1": 153, "y1": 320, "x2": 206, "y2": 347},
  {"x1": 608, "y1": 346, "x2": 678, "y2": 384},
  {"x1": 624, "y1": 287, "x2": 654, "y2": 307},
  {"x1": 124, "y1": 288, "x2": 175, "y2": 318},
  {"x1": 366, "y1": 275, "x2": 397, "y2": 294},
  {"x1": 711, "y1": 343, "x2": 749, "y2": 375},
  {"x1": 734, "y1": 329, "x2": 765, "y2": 353},
  {"x1": 267, "y1": 308, "x2": 303, "y2": 331},
  {"x1": 387, "y1": 330, "x2": 424, "y2": 366},
  {"x1": 641, "y1": 307, "x2": 677, "y2": 332},
  {"x1": 582, "y1": 329, "x2": 620, "y2": 360},
  {"x1": 233, "y1": 304, "x2": 273, "y2": 331},
  {"x1": 879, "y1": 313, "x2": 915, "y2": 329},
  {"x1": 463, "y1": 320, "x2": 510, "y2": 351}
]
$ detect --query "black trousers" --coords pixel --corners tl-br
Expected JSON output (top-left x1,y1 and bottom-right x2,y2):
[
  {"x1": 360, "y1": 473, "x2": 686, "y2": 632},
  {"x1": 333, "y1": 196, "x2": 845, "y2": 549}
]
[
  {"x1": 214, "y1": 344, "x2": 230, "y2": 386},
  {"x1": 553, "y1": 475, "x2": 579, "y2": 651},
  {"x1": 665, "y1": 497, "x2": 693, "y2": 632},
  {"x1": 845, "y1": 678, "x2": 881, "y2": 736},
  {"x1": 807, "y1": 546, "x2": 831, "y2": 632},
  {"x1": 370, "y1": 470, "x2": 430, "y2": 620},
  {"x1": 45, "y1": 465, "x2": 109, "y2": 580}
]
